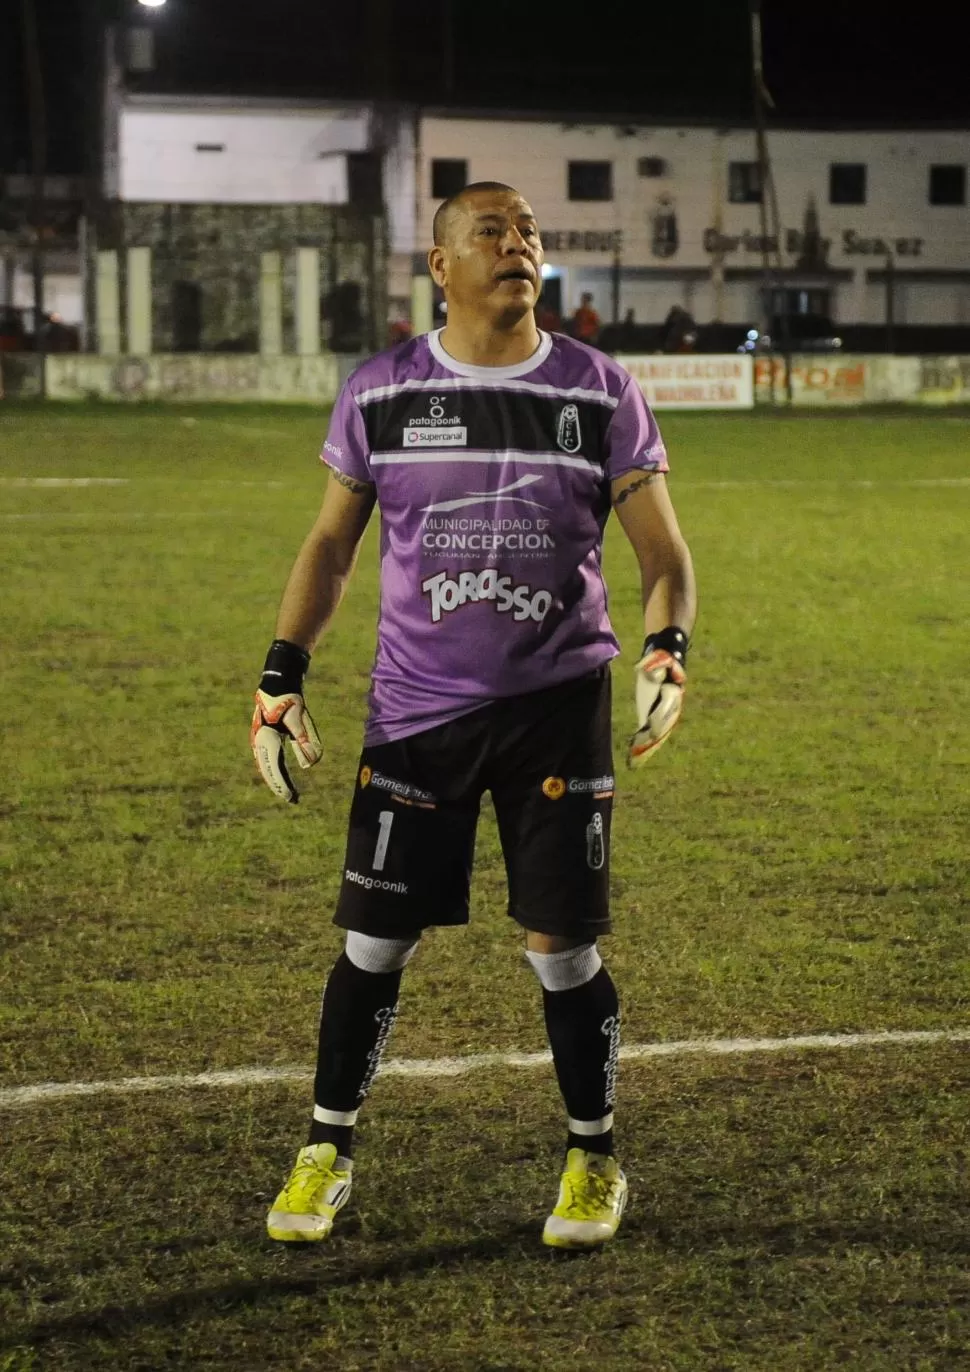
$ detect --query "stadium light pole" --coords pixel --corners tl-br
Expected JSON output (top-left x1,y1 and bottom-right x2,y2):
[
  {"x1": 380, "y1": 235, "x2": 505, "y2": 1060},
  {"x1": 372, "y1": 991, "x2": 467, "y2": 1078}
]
[
  {"x1": 748, "y1": 0, "x2": 791, "y2": 405},
  {"x1": 749, "y1": 1, "x2": 773, "y2": 356},
  {"x1": 442, "y1": 0, "x2": 455, "y2": 96},
  {"x1": 20, "y1": 0, "x2": 47, "y2": 393}
]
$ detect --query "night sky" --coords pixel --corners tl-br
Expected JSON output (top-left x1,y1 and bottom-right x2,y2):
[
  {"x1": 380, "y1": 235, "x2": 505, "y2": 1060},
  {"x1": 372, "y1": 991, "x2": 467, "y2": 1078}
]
[{"x1": 3, "y1": 0, "x2": 970, "y2": 176}]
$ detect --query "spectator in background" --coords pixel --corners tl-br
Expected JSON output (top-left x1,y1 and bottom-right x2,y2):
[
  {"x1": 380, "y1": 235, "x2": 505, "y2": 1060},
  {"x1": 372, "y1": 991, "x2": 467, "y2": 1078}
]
[
  {"x1": 618, "y1": 308, "x2": 638, "y2": 351},
  {"x1": 535, "y1": 300, "x2": 562, "y2": 332},
  {"x1": 659, "y1": 304, "x2": 697, "y2": 354},
  {"x1": 570, "y1": 292, "x2": 601, "y2": 345}
]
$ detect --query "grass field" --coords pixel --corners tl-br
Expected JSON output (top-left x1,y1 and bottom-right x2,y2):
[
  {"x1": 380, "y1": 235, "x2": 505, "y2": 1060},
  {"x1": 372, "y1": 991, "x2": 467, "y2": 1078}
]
[{"x1": 1, "y1": 403, "x2": 968, "y2": 1370}]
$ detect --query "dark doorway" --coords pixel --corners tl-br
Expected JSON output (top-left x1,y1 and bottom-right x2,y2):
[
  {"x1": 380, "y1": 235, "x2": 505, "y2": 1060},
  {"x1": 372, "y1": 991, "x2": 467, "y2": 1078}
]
[
  {"x1": 539, "y1": 274, "x2": 562, "y2": 318},
  {"x1": 325, "y1": 280, "x2": 364, "y2": 352},
  {"x1": 172, "y1": 280, "x2": 202, "y2": 351},
  {"x1": 347, "y1": 153, "x2": 383, "y2": 211}
]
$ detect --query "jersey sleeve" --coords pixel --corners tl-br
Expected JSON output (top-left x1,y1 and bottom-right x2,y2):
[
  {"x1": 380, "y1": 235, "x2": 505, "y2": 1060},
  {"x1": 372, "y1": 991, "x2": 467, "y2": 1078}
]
[
  {"x1": 603, "y1": 377, "x2": 669, "y2": 481},
  {"x1": 319, "y1": 382, "x2": 374, "y2": 485}
]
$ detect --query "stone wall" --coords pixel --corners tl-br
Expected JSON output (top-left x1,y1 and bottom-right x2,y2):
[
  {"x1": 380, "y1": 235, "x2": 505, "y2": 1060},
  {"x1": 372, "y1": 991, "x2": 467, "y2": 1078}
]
[{"x1": 86, "y1": 201, "x2": 387, "y2": 354}]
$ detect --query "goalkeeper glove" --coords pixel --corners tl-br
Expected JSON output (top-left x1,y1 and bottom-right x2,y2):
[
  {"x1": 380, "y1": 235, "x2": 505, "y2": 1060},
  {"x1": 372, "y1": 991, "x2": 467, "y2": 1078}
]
[
  {"x1": 628, "y1": 626, "x2": 688, "y2": 768},
  {"x1": 251, "y1": 639, "x2": 322, "y2": 803}
]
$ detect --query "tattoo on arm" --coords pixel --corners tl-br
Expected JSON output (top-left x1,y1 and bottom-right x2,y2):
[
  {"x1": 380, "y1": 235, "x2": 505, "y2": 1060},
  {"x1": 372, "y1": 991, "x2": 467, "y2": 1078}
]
[
  {"x1": 328, "y1": 466, "x2": 372, "y2": 496},
  {"x1": 613, "y1": 472, "x2": 663, "y2": 506}
]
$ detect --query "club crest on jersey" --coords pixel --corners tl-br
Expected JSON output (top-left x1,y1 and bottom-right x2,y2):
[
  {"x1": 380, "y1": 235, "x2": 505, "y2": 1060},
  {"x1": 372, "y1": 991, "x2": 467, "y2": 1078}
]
[
  {"x1": 403, "y1": 392, "x2": 467, "y2": 449},
  {"x1": 556, "y1": 403, "x2": 581, "y2": 453}
]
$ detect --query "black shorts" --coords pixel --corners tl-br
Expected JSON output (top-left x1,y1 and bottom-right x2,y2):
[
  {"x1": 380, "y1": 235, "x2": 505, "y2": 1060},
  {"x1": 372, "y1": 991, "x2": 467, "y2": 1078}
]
[{"x1": 334, "y1": 667, "x2": 615, "y2": 940}]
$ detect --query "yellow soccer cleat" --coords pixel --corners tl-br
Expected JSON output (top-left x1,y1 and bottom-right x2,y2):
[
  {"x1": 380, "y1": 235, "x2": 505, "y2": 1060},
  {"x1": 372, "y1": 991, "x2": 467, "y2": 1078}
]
[
  {"x1": 542, "y1": 1148, "x2": 628, "y2": 1249},
  {"x1": 266, "y1": 1143, "x2": 353, "y2": 1242}
]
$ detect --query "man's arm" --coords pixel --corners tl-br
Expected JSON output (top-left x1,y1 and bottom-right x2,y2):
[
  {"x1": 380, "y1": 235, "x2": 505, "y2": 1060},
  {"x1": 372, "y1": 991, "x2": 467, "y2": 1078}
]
[
  {"x1": 610, "y1": 470, "x2": 696, "y2": 638},
  {"x1": 611, "y1": 469, "x2": 696, "y2": 765},
  {"x1": 275, "y1": 466, "x2": 376, "y2": 650},
  {"x1": 250, "y1": 468, "x2": 375, "y2": 803}
]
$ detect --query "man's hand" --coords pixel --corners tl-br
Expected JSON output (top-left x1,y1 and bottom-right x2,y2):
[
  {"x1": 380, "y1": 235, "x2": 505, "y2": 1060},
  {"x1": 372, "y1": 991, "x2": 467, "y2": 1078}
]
[
  {"x1": 628, "y1": 627, "x2": 688, "y2": 767},
  {"x1": 250, "y1": 640, "x2": 322, "y2": 803}
]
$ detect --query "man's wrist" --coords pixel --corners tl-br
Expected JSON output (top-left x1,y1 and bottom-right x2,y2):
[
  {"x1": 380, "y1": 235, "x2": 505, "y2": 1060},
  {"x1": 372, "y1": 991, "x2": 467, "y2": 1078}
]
[
  {"x1": 642, "y1": 626, "x2": 689, "y2": 668},
  {"x1": 259, "y1": 638, "x2": 311, "y2": 695}
]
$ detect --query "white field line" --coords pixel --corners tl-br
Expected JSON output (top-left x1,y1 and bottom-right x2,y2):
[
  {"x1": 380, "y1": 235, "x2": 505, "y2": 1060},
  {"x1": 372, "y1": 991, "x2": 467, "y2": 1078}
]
[
  {"x1": 3, "y1": 477, "x2": 970, "y2": 489},
  {"x1": 680, "y1": 477, "x2": 970, "y2": 488},
  {"x1": 0, "y1": 511, "x2": 242, "y2": 521},
  {"x1": 197, "y1": 421, "x2": 292, "y2": 441},
  {"x1": 170, "y1": 418, "x2": 292, "y2": 440},
  {"x1": 2, "y1": 1026, "x2": 968, "y2": 1112},
  {"x1": 0, "y1": 477, "x2": 129, "y2": 487},
  {"x1": 0, "y1": 478, "x2": 284, "y2": 488}
]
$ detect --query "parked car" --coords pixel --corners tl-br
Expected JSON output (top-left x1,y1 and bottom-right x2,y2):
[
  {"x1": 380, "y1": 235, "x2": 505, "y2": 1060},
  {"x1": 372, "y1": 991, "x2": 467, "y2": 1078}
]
[{"x1": 0, "y1": 306, "x2": 80, "y2": 353}]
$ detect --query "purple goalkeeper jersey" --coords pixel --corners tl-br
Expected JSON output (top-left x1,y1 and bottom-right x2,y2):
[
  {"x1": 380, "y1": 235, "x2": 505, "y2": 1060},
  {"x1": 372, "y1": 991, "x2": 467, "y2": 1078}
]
[{"x1": 320, "y1": 328, "x2": 668, "y2": 745}]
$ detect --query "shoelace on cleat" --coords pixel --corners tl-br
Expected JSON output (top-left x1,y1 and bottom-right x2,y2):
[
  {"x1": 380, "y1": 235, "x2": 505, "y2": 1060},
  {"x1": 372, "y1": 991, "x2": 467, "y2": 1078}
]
[
  {"x1": 284, "y1": 1161, "x2": 337, "y2": 1208},
  {"x1": 560, "y1": 1168, "x2": 617, "y2": 1219}
]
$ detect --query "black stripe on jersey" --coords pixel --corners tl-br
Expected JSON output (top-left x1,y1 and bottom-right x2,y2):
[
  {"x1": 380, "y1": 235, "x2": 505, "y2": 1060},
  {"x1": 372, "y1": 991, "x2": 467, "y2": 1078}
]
[{"x1": 359, "y1": 390, "x2": 613, "y2": 466}]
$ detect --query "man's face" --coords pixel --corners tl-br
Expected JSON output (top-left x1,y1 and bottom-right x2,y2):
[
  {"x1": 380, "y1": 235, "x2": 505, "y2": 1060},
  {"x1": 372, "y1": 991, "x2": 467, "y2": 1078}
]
[{"x1": 428, "y1": 189, "x2": 544, "y2": 325}]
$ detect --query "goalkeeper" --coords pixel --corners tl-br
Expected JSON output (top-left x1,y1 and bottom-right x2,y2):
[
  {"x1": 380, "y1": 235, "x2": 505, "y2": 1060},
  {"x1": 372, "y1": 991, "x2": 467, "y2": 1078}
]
[{"x1": 252, "y1": 181, "x2": 696, "y2": 1250}]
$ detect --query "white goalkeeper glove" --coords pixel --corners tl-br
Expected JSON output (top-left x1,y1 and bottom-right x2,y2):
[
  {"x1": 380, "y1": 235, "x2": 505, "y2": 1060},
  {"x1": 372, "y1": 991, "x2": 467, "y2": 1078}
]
[
  {"x1": 250, "y1": 639, "x2": 322, "y2": 803},
  {"x1": 628, "y1": 626, "x2": 689, "y2": 768}
]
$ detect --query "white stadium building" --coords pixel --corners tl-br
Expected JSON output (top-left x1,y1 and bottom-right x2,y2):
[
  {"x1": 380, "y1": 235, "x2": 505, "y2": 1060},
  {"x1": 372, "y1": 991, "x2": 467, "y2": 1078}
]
[{"x1": 111, "y1": 94, "x2": 970, "y2": 331}]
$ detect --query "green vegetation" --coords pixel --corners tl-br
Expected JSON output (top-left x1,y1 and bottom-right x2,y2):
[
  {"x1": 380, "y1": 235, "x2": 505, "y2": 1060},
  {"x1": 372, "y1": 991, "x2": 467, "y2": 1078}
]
[{"x1": 1, "y1": 405, "x2": 968, "y2": 1369}]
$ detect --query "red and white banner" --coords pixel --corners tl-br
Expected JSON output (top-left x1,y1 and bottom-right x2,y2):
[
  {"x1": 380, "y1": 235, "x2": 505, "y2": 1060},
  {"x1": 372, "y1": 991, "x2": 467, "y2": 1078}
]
[{"x1": 617, "y1": 354, "x2": 754, "y2": 410}]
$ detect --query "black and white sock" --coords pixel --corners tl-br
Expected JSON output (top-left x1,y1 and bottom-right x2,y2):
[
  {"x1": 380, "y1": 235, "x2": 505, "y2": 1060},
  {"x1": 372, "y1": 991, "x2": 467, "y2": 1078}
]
[
  {"x1": 307, "y1": 936, "x2": 416, "y2": 1156},
  {"x1": 527, "y1": 945, "x2": 620, "y2": 1158}
]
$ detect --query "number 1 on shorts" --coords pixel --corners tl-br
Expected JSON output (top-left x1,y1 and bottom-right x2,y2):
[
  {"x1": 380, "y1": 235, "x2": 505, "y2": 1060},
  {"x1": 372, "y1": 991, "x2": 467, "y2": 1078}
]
[{"x1": 373, "y1": 810, "x2": 394, "y2": 872}]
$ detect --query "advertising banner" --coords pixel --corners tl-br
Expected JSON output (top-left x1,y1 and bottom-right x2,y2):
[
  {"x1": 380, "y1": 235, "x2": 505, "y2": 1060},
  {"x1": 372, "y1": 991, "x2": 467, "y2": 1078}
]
[
  {"x1": 754, "y1": 354, "x2": 970, "y2": 405},
  {"x1": 754, "y1": 356, "x2": 868, "y2": 406},
  {"x1": 42, "y1": 351, "x2": 970, "y2": 408},
  {"x1": 916, "y1": 356, "x2": 970, "y2": 404},
  {"x1": 617, "y1": 354, "x2": 754, "y2": 409},
  {"x1": 46, "y1": 354, "x2": 340, "y2": 404}
]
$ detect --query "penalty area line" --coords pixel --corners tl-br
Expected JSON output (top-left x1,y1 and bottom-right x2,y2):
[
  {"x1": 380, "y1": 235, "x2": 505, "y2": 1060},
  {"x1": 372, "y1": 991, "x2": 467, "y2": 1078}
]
[
  {"x1": 2, "y1": 1027, "x2": 969, "y2": 1111},
  {"x1": 681, "y1": 477, "x2": 970, "y2": 489}
]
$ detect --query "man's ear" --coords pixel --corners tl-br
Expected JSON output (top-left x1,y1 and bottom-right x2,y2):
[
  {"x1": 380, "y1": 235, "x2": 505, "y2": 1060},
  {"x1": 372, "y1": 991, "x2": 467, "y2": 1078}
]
[{"x1": 428, "y1": 246, "x2": 447, "y2": 288}]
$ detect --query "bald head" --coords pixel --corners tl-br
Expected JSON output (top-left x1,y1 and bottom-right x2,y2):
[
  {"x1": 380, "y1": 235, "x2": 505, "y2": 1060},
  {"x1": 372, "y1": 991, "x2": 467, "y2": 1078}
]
[
  {"x1": 427, "y1": 181, "x2": 543, "y2": 332},
  {"x1": 432, "y1": 181, "x2": 521, "y2": 246}
]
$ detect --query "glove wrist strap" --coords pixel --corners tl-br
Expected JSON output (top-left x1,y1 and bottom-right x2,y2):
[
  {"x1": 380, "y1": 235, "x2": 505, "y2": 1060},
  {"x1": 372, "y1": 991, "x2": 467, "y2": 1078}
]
[
  {"x1": 259, "y1": 638, "x2": 311, "y2": 695},
  {"x1": 642, "y1": 625, "x2": 689, "y2": 667}
]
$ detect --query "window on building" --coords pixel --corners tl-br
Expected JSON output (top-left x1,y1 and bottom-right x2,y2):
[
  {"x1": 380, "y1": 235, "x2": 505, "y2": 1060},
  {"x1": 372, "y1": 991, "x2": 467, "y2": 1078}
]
[
  {"x1": 768, "y1": 287, "x2": 832, "y2": 318},
  {"x1": 829, "y1": 163, "x2": 867, "y2": 205},
  {"x1": 568, "y1": 161, "x2": 613, "y2": 201},
  {"x1": 431, "y1": 159, "x2": 467, "y2": 199},
  {"x1": 728, "y1": 162, "x2": 762, "y2": 204},
  {"x1": 637, "y1": 156, "x2": 668, "y2": 178},
  {"x1": 929, "y1": 164, "x2": 966, "y2": 205}
]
